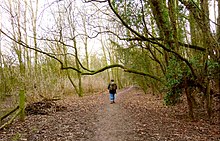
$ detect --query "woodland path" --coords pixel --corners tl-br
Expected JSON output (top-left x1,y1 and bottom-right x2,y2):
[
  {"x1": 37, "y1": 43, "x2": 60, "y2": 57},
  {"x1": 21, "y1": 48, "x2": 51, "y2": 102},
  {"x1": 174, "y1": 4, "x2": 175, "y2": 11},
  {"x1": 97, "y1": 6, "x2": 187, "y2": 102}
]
[
  {"x1": 90, "y1": 87, "x2": 140, "y2": 141},
  {"x1": 0, "y1": 86, "x2": 220, "y2": 141}
]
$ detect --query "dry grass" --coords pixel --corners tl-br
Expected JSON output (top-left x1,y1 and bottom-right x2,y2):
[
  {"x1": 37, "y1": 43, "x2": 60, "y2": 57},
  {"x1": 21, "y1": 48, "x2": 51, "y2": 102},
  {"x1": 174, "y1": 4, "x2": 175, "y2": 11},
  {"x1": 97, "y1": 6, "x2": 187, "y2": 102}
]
[
  {"x1": 82, "y1": 76, "x2": 107, "y2": 95},
  {"x1": 24, "y1": 76, "x2": 107, "y2": 102},
  {"x1": 0, "y1": 75, "x2": 108, "y2": 120}
]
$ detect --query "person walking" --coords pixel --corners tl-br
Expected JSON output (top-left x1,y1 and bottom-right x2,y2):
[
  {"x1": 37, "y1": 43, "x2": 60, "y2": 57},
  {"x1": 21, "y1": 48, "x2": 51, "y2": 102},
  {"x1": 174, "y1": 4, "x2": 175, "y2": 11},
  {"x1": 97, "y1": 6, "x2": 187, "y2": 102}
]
[{"x1": 108, "y1": 79, "x2": 117, "y2": 104}]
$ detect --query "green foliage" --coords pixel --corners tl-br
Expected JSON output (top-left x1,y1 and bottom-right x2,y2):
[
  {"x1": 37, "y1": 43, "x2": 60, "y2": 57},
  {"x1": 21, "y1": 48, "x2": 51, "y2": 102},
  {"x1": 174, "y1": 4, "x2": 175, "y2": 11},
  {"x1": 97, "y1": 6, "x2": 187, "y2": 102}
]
[
  {"x1": 164, "y1": 58, "x2": 185, "y2": 106},
  {"x1": 113, "y1": 0, "x2": 146, "y2": 33},
  {"x1": 164, "y1": 54, "x2": 219, "y2": 106},
  {"x1": 207, "y1": 59, "x2": 219, "y2": 79},
  {"x1": 188, "y1": 54, "x2": 203, "y2": 69},
  {"x1": 188, "y1": 53, "x2": 219, "y2": 79},
  {"x1": 164, "y1": 89, "x2": 182, "y2": 106},
  {"x1": 124, "y1": 47, "x2": 155, "y2": 90}
]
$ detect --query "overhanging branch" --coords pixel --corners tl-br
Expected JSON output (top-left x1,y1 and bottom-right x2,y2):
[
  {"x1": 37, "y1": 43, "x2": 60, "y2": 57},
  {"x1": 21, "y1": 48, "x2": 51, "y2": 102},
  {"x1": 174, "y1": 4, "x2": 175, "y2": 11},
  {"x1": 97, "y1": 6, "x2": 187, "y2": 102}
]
[
  {"x1": 81, "y1": 64, "x2": 162, "y2": 82},
  {"x1": 0, "y1": 29, "x2": 162, "y2": 82},
  {"x1": 107, "y1": 1, "x2": 197, "y2": 78}
]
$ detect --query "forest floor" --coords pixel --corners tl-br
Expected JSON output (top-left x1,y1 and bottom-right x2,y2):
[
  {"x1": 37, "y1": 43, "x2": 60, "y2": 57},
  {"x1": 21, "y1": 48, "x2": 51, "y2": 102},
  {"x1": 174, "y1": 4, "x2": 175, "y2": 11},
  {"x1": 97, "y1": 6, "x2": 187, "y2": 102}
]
[{"x1": 0, "y1": 86, "x2": 220, "y2": 141}]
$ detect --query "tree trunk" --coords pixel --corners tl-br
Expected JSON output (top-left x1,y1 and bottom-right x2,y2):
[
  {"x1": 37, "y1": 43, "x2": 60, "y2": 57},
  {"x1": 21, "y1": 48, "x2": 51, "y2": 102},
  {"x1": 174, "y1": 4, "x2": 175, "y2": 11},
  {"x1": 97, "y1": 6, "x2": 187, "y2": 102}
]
[
  {"x1": 185, "y1": 88, "x2": 194, "y2": 120},
  {"x1": 205, "y1": 79, "x2": 212, "y2": 120},
  {"x1": 0, "y1": 15, "x2": 6, "y2": 98},
  {"x1": 217, "y1": 0, "x2": 220, "y2": 43},
  {"x1": 16, "y1": 1, "x2": 26, "y2": 121},
  {"x1": 19, "y1": 89, "x2": 25, "y2": 121},
  {"x1": 184, "y1": 76, "x2": 194, "y2": 120},
  {"x1": 74, "y1": 38, "x2": 83, "y2": 97},
  {"x1": 30, "y1": 0, "x2": 39, "y2": 74},
  {"x1": 149, "y1": 0, "x2": 175, "y2": 68}
]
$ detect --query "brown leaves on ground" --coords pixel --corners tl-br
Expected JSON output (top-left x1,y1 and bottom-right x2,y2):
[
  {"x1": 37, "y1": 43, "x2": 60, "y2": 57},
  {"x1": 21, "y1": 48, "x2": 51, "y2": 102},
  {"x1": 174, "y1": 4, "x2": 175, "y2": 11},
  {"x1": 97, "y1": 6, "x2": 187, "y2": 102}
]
[
  {"x1": 0, "y1": 86, "x2": 219, "y2": 141},
  {"x1": 121, "y1": 87, "x2": 220, "y2": 141},
  {"x1": 25, "y1": 100, "x2": 67, "y2": 116}
]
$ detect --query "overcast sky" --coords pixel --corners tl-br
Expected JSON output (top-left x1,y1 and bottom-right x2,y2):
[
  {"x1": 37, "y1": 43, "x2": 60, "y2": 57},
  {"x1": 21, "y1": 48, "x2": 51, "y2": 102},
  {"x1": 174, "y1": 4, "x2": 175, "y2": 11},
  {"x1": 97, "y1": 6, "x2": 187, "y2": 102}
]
[{"x1": 0, "y1": 0, "x2": 219, "y2": 57}]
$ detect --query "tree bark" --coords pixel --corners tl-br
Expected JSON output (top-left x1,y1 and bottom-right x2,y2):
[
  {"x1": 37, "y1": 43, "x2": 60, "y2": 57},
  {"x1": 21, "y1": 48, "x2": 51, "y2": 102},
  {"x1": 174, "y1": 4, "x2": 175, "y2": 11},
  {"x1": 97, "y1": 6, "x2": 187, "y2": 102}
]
[
  {"x1": 184, "y1": 77, "x2": 194, "y2": 120},
  {"x1": 19, "y1": 90, "x2": 25, "y2": 121},
  {"x1": 217, "y1": 0, "x2": 220, "y2": 43},
  {"x1": 205, "y1": 79, "x2": 212, "y2": 120}
]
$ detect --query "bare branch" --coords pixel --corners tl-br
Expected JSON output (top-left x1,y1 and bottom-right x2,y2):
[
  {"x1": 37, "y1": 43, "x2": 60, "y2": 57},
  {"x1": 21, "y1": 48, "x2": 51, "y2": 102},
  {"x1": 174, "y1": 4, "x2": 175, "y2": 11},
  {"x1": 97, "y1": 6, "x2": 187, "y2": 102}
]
[{"x1": 1, "y1": 29, "x2": 162, "y2": 82}]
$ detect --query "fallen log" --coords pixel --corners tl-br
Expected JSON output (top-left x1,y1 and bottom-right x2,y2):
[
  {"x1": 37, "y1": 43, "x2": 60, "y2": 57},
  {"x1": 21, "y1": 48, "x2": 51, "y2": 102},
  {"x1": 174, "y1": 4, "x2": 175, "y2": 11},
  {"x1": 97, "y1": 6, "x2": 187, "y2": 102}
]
[
  {"x1": 39, "y1": 94, "x2": 61, "y2": 101},
  {"x1": 0, "y1": 108, "x2": 21, "y2": 130},
  {"x1": 0, "y1": 106, "x2": 19, "y2": 121}
]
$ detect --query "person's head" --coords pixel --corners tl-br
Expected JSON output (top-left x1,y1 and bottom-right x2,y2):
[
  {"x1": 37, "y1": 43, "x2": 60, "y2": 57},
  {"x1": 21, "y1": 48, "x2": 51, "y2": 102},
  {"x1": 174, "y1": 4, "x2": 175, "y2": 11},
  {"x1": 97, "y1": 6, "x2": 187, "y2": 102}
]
[{"x1": 111, "y1": 79, "x2": 114, "y2": 82}]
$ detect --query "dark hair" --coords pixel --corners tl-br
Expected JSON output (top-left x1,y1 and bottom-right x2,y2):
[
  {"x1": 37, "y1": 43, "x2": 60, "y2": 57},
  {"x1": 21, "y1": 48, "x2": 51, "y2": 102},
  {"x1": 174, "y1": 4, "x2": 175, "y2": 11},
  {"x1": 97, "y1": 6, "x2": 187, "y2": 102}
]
[{"x1": 111, "y1": 79, "x2": 114, "y2": 82}]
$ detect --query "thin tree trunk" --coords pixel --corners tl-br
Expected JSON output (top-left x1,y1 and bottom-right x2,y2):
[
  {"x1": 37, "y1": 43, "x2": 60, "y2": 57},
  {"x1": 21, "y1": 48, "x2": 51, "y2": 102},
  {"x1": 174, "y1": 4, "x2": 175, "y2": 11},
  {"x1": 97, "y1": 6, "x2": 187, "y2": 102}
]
[
  {"x1": 17, "y1": 1, "x2": 26, "y2": 121},
  {"x1": 205, "y1": 79, "x2": 212, "y2": 120},
  {"x1": 0, "y1": 12, "x2": 5, "y2": 98},
  {"x1": 184, "y1": 76, "x2": 194, "y2": 120},
  {"x1": 74, "y1": 38, "x2": 83, "y2": 97},
  {"x1": 19, "y1": 89, "x2": 25, "y2": 121},
  {"x1": 185, "y1": 88, "x2": 194, "y2": 120},
  {"x1": 99, "y1": 26, "x2": 110, "y2": 81},
  {"x1": 217, "y1": 0, "x2": 220, "y2": 43},
  {"x1": 30, "y1": 0, "x2": 39, "y2": 74}
]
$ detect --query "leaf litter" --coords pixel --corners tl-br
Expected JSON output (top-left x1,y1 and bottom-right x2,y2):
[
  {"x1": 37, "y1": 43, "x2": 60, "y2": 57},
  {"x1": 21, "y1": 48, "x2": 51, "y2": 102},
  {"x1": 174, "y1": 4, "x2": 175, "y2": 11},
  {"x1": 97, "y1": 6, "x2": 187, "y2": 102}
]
[{"x1": 0, "y1": 86, "x2": 219, "y2": 141}]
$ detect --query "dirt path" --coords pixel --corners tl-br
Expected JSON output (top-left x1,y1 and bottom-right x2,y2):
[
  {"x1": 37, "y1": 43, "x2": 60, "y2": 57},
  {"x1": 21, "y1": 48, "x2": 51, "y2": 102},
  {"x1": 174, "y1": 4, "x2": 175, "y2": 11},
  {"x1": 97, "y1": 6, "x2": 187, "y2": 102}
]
[
  {"x1": 91, "y1": 87, "x2": 140, "y2": 141},
  {"x1": 0, "y1": 88, "x2": 139, "y2": 141},
  {"x1": 0, "y1": 87, "x2": 219, "y2": 141}
]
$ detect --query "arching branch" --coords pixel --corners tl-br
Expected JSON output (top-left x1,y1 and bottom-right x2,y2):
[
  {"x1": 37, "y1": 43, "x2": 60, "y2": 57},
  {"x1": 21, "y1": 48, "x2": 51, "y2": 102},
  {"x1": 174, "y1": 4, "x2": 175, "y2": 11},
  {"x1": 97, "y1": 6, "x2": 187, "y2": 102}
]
[
  {"x1": 81, "y1": 64, "x2": 162, "y2": 82},
  {"x1": 0, "y1": 29, "x2": 162, "y2": 83}
]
